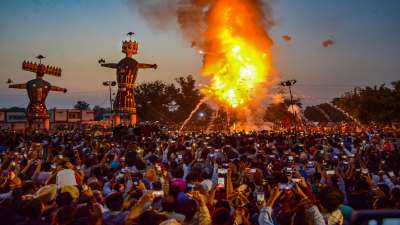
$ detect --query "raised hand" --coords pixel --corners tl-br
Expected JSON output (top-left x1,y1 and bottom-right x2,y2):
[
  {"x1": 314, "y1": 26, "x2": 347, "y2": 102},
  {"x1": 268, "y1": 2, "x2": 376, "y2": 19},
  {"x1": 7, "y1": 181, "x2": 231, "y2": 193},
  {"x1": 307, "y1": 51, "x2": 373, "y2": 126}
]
[{"x1": 191, "y1": 191, "x2": 206, "y2": 206}]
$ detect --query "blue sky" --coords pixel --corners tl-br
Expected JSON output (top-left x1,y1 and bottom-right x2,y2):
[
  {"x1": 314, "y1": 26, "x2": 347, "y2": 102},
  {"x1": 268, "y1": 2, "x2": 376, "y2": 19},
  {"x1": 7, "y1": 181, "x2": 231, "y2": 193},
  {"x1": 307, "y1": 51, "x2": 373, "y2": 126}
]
[{"x1": 0, "y1": 0, "x2": 399, "y2": 108}]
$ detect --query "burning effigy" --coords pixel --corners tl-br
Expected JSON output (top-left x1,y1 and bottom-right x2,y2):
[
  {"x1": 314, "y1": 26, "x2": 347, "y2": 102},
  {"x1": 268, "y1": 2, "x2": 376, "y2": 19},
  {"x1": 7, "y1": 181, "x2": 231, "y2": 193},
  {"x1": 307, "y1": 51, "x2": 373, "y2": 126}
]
[
  {"x1": 132, "y1": 0, "x2": 276, "y2": 131},
  {"x1": 201, "y1": 0, "x2": 274, "y2": 109}
]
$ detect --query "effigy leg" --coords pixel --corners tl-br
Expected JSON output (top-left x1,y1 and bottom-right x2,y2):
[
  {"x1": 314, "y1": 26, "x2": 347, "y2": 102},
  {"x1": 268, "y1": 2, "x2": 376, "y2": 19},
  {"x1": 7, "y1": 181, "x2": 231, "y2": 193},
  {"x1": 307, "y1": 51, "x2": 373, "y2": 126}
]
[
  {"x1": 115, "y1": 114, "x2": 121, "y2": 126},
  {"x1": 129, "y1": 113, "x2": 137, "y2": 126},
  {"x1": 43, "y1": 118, "x2": 50, "y2": 130},
  {"x1": 27, "y1": 119, "x2": 34, "y2": 131}
]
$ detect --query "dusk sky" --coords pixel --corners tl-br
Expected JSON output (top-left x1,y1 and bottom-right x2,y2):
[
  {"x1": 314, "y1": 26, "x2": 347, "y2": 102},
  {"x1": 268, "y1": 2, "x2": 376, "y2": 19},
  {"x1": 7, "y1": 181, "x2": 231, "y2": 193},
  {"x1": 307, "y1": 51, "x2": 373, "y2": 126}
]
[{"x1": 0, "y1": 0, "x2": 399, "y2": 108}]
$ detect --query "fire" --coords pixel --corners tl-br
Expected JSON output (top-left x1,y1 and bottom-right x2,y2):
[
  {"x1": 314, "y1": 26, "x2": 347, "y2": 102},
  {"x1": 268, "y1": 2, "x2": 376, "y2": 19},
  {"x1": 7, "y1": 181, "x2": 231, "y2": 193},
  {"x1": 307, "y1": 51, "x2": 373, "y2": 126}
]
[{"x1": 202, "y1": 0, "x2": 273, "y2": 109}]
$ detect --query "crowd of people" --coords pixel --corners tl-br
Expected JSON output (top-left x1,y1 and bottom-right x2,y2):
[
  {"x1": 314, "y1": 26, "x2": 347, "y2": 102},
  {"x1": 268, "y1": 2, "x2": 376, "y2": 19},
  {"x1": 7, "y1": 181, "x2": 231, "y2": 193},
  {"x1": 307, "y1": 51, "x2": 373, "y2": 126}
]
[{"x1": 0, "y1": 124, "x2": 399, "y2": 225}]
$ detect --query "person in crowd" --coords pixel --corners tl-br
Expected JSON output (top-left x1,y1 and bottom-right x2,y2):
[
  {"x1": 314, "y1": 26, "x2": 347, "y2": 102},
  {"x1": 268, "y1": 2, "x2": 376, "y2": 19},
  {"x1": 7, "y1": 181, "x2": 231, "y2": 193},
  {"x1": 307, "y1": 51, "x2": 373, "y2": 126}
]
[{"x1": 0, "y1": 124, "x2": 399, "y2": 225}]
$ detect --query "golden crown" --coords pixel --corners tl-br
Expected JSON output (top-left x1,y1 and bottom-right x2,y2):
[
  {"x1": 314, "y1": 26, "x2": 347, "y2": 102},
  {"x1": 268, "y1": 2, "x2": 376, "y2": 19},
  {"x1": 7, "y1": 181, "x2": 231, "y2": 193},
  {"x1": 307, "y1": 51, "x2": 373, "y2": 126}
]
[
  {"x1": 22, "y1": 61, "x2": 62, "y2": 77},
  {"x1": 122, "y1": 40, "x2": 139, "y2": 54}
]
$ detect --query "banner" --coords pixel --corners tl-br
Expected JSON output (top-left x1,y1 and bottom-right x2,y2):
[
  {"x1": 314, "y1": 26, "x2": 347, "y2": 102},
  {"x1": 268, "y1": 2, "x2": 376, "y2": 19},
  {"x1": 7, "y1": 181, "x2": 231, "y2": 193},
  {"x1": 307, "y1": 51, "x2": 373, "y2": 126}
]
[
  {"x1": 6, "y1": 112, "x2": 27, "y2": 122},
  {"x1": 54, "y1": 109, "x2": 68, "y2": 122},
  {"x1": 67, "y1": 110, "x2": 81, "y2": 122},
  {"x1": 0, "y1": 112, "x2": 5, "y2": 122},
  {"x1": 81, "y1": 110, "x2": 95, "y2": 121}
]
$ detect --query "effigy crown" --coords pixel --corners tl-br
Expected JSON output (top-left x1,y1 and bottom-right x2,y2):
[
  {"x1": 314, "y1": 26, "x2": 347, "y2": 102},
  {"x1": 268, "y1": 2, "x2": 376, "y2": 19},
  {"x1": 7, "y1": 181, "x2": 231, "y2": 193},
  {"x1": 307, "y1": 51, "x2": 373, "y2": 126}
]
[
  {"x1": 22, "y1": 61, "x2": 62, "y2": 77},
  {"x1": 122, "y1": 40, "x2": 139, "y2": 55}
]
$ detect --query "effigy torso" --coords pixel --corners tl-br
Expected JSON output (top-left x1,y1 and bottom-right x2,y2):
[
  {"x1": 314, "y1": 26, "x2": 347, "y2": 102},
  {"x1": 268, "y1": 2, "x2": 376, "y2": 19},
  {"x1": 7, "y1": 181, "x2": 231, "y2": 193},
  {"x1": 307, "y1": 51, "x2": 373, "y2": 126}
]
[
  {"x1": 114, "y1": 57, "x2": 138, "y2": 113},
  {"x1": 26, "y1": 78, "x2": 51, "y2": 119}
]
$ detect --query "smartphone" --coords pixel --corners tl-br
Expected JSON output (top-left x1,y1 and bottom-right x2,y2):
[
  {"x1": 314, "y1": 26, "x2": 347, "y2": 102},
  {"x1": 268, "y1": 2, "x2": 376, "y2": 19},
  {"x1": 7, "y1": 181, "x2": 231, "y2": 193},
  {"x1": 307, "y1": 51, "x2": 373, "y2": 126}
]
[
  {"x1": 292, "y1": 178, "x2": 301, "y2": 182},
  {"x1": 361, "y1": 168, "x2": 369, "y2": 174},
  {"x1": 250, "y1": 168, "x2": 257, "y2": 173},
  {"x1": 153, "y1": 191, "x2": 164, "y2": 198},
  {"x1": 187, "y1": 184, "x2": 194, "y2": 192},
  {"x1": 285, "y1": 167, "x2": 293, "y2": 176},
  {"x1": 133, "y1": 177, "x2": 139, "y2": 186},
  {"x1": 279, "y1": 183, "x2": 293, "y2": 190},
  {"x1": 155, "y1": 164, "x2": 161, "y2": 172},
  {"x1": 326, "y1": 170, "x2": 335, "y2": 175},
  {"x1": 82, "y1": 184, "x2": 89, "y2": 192},
  {"x1": 256, "y1": 193, "x2": 265, "y2": 201},
  {"x1": 218, "y1": 177, "x2": 225, "y2": 186},
  {"x1": 178, "y1": 154, "x2": 183, "y2": 160},
  {"x1": 218, "y1": 168, "x2": 227, "y2": 174}
]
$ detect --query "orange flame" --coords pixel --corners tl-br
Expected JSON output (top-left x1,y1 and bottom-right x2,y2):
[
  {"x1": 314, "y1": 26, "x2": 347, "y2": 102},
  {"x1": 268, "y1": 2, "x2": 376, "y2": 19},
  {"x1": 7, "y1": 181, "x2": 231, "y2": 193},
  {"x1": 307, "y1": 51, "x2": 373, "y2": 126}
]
[{"x1": 201, "y1": 0, "x2": 273, "y2": 109}]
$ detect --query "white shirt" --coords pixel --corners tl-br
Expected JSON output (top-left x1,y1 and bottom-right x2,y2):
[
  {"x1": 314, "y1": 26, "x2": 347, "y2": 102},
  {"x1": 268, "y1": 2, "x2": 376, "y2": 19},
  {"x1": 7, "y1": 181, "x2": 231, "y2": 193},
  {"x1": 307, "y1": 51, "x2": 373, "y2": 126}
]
[{"x1": 56, "y1": 169, "x2": 77, "y2": 188}]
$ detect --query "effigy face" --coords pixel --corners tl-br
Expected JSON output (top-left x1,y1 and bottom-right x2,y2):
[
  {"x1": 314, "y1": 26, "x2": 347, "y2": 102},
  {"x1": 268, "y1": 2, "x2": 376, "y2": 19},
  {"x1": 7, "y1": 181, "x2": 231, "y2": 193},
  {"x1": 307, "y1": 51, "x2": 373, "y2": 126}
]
[
  {"x1": 114, "y1": 58, "x2": 139, "y2": 113},
  {"x1": 122, "y1": 40, "x2": 138, "y2": 57},
  {"x1": 26, "y1": 79, "x2": 51, "y2": 119}
]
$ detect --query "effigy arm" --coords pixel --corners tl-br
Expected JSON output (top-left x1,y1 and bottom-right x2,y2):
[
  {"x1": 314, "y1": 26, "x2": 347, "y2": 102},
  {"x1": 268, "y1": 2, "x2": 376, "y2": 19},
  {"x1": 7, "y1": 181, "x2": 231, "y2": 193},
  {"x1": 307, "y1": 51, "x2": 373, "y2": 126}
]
[
  {"x1": 138, "y1": 63, "x2": 157, "y2": 69},
  {"x1": 9, "y1": 83, "x2": 27, "y2": 89},
  {"x1": 100, "y1": 63, "x2": 118, "y2": 69},
  {"x1": 50, "y1": 86, "x2": 67, "y2": 93}
]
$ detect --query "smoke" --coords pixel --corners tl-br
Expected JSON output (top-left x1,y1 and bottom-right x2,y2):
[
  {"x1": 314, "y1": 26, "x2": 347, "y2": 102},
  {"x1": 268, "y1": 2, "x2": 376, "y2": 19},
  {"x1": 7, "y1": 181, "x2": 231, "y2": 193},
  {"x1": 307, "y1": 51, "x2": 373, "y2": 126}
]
[{"x1": 128, "y1": 0, "x2": 274, "y2": 48}]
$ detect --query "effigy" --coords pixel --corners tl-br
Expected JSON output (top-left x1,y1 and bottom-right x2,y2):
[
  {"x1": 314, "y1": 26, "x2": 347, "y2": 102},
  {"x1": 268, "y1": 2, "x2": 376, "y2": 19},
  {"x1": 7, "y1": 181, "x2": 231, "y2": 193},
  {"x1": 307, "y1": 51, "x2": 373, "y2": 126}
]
[
  {"x1": 99, "y1": 32, "x2": 157, "y2": 126},
  {"x1": 9, "y1": 55, "x2": 67, "y2": 130}
]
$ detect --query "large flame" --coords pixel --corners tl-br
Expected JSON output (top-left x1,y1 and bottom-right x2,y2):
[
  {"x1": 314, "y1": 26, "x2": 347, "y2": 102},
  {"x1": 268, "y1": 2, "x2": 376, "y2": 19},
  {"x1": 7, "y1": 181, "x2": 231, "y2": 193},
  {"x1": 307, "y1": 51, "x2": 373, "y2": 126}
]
[{"x1": 202, "y1": 0, "x2": 273, "y2": 109}]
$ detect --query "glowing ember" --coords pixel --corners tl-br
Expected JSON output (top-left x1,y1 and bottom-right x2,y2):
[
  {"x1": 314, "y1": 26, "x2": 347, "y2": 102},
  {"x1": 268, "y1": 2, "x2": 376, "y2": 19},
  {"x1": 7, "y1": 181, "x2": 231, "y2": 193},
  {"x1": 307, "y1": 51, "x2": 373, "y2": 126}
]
[{"x1": 201, "y1": 0, "x2": 273, "y2": 109}]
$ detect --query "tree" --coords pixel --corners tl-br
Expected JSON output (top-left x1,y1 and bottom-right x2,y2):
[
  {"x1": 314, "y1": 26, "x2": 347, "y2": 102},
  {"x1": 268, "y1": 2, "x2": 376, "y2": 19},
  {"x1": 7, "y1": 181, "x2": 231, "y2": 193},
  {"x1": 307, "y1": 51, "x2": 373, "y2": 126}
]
[
  {"x1": 333, "y1": 80, "x2": 400, "y2": 124},
  {"x1": 74, "y1": 101, "x2": 90, "y2": 110},
  {"x1": 93, "y1": 105, "x2": 109, "y2": 121},
  {"x1": 134, "y1": 80, "x2": 176, "y2": 122},
  {"x1": 133, "y1": 75, "x2": 213, "y2": 124},
  {"x1": 4, "y1": 107, "x2": 26, "y2": 112},
  {"x1": 264, "y1": 98, "x2": 302, "y2": 123},
  {"x1": 174, "y1": 75, "x2": 203, "y2": 122}
]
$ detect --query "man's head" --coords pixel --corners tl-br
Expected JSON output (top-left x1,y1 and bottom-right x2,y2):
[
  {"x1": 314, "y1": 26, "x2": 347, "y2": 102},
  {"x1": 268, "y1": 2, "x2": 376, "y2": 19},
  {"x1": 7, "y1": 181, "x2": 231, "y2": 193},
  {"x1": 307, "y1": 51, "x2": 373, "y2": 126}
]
[
  {"x1": 318, "y1": 187, "x2": 344, "y2": 213},
  {"x1": 105, "y1": 192, "x2": 124, "y2": 211},
  {"x1": 161, "y1": 195, "x2": 176, "y2": 212},
  {"x1": 20, "y1": 198, "x2": 43, "y2": 219},
  {"x1": 138, "y1": 210, "x2": 168, "y2": 225},
  {"x1": 178, "y1": 198, "x2": 197, "y2": 221}
]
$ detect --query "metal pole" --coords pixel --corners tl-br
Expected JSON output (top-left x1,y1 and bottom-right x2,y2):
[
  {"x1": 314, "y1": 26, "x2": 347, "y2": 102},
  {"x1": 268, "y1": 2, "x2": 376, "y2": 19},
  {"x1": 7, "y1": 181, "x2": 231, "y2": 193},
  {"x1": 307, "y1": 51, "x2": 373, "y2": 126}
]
[
  {"x1": 288, "y1": 85, "x2": 297, "y2": 133},
  {"x1": 280, "y1": 79, "x2": 297, "y2": 134},
  {"x1": 108, "y1": 84, "x2": 113, "y2": 112}
]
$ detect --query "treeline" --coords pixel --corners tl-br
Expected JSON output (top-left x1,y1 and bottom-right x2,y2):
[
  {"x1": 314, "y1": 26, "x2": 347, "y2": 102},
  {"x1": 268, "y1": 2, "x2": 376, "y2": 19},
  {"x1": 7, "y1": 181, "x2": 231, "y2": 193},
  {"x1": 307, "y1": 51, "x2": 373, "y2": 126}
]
[
  {"x1": 333, "y1": 81, "x2": 400, "y2": 124},
  {"x1": 133, "y1": 75, "x2": 213, "y2": 123}
]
